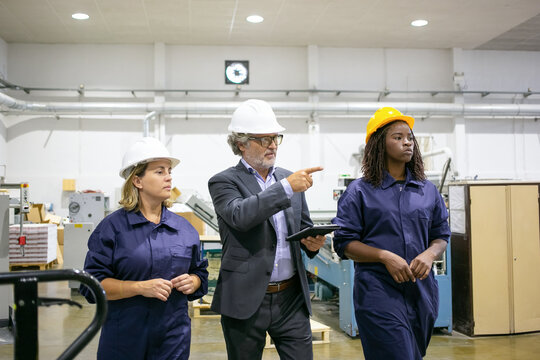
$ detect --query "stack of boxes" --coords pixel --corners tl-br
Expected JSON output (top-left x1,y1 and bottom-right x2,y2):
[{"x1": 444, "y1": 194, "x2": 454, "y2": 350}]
[
  {"x1": 9, "y1": 224, "x2": 58, "y2": 267},
  {"x1": 15, "y1": 193, "x2": 66, "y2": 267}
]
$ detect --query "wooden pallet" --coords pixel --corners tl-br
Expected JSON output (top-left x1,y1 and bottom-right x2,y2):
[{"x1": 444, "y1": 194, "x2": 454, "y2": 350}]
[
  {"x1": 265, "y1": 319, "x2": 331, "y2": 349},
  {"x1": 191, "y1": 301, "x2": 220, "y2": 318},
  {"x1": 9, "y1": 260, "x2": 55, "y2": 271}
]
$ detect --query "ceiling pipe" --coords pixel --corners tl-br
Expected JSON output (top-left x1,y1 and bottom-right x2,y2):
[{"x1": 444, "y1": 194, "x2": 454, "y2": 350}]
[
  {"x1": 1, "y1": 92, "x2": 540, "y2": 117},
  {"x1": 422, "y1": 147, "x2": 453, "y2": 160},
  {"x1": 143, "y1": 111, "x2": 156, "y2": 137}
]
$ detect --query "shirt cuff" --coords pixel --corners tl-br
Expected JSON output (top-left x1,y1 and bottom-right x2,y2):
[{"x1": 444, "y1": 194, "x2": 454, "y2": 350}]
[{"x1": 280, "y1": 178, "x2": 293, "y2": 199}]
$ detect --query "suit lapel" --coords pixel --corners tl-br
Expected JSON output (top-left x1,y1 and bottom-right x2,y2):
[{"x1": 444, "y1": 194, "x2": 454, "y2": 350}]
[
  {"x1": 235, "y1": 161, "x2": 263, "y2": 195},
  {"x1": 274, "y1": 168, "x2": 304, "y2": 266},
  {"x1": 274, "y1": 168, "x2": 296, "y2": 234},
  {"x1": 235, "y1": 160, "x2": 277, "y2": 230}
]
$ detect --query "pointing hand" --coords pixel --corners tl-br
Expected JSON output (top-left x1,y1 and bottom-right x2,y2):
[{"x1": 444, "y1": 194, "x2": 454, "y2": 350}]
[{"x1": 286, "y1": 166, "x2": 324, "y2": 192}]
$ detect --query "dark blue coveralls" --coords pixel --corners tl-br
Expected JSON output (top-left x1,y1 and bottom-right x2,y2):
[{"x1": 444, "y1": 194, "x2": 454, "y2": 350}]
[
  {"x1": 81, "y1": 207, "x2": 208, "y2": 360},
  {"x1": 332, "y1": 170, "x2": 450, "y2": 360}
]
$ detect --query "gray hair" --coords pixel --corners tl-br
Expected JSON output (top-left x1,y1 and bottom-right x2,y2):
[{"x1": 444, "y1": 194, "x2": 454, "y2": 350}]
[{"x1": 227, "y1": 132, "x2": 250, "y2": 156}]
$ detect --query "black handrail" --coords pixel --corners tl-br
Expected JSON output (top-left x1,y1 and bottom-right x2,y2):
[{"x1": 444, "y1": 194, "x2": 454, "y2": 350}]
[{"x1": 0, "y1": 269, "x2": 107, "y2": 360}]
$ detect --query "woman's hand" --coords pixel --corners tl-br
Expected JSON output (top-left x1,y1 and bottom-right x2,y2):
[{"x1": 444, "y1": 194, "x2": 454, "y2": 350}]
[
  {"x1": 381, "y1": 251, "x2": 416, "y2": 283},
  {"x1": 171, "y1": 274, "x2": 201, "y2": 295},
  {"x1": 410, "y1": 250, "x2": 436, "y2": 280},
  {"x1": 410, "y1": 239, "x2": 447, "y2": 280},
  {"x1": 137, "y1": 278, "x2": 173, "y2": 302}
]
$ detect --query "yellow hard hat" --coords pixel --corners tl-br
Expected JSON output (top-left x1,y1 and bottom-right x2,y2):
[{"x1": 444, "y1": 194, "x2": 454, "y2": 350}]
[{"x1": 365, "y1": 107, "x2": 415, "y2": 144}]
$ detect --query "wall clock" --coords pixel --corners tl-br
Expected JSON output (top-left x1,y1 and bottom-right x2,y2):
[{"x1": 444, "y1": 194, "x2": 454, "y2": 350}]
[{"x1": 225, "y1": 60, "x2": 249, "y2": 85}]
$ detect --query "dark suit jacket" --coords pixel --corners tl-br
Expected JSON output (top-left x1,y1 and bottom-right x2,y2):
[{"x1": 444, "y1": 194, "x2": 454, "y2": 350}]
[{"x1": 208, "y1": 161, "x2": 318, "y2": 320}]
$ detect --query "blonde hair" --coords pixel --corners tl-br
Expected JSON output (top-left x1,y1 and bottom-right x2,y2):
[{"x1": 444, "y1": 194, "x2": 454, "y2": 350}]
[{"x1": 119, "y1": 162, "x2": 173, "y2": 212}]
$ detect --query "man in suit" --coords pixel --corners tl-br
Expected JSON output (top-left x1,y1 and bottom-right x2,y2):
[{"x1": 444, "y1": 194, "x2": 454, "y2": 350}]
[{"x1": 208, "y1": 99, "x2": 326, "y2": 360}]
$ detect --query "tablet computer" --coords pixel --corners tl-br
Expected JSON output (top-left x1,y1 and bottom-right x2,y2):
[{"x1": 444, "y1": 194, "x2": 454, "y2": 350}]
[{"x1": 286, "y1": 224, "x2": 341, "y2": 242}]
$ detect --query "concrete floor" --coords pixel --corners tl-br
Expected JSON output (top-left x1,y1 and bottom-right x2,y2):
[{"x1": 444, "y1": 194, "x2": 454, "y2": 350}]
[{"x1": 0, "y1": 280, "x2": 539, "y2": 359}]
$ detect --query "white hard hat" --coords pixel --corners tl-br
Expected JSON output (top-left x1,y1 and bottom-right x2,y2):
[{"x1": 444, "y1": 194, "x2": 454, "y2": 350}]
[
  {"x1": 228, "y1": 99, "x2": 285, "y2": 134},
  {"x1": 119, "y1": 137, "x2": 180, "y2": 179}
]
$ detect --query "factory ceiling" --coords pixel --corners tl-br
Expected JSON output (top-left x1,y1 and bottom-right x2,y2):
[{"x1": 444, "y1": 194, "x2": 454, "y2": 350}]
[{"x1": 0, "y1": 0, "x2": 539, "y2": 51}]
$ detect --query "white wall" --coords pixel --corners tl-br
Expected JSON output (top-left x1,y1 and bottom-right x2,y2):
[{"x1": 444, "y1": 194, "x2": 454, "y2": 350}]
[
  {"x1": 166, "y1": 45, "x2": 308, "y2": 90},
  {"x1": 3, "y1": 44, "x2": 540, "y2": 216},
  {"x1": 318, "y1": 48, "x2": 454, "y2": 91},
  {"x1": 0, "y1": 37, "x2": 6, "y2": 81},
  {"x1": 463, "y1": 50, "x2": 540, "y2": 92},
  {"x1": 0, "y1": 37, "x2": 7, "y2": 175},
  {"x1": 7, "y1": 44, "x2": 154, "y2": 89}
]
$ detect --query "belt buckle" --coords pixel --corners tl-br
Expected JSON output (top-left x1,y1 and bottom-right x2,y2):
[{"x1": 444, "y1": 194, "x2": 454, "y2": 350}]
[{"x1": 276, "y1": 282, "x2": 281, "y2": 292}]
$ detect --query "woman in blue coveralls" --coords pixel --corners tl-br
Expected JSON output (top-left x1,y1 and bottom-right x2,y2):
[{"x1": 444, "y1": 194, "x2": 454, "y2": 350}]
[
  {"x1": 80, "y1": 137, "x2": 208, "y2": 360},
  {"x1": 332, "y1": 107, "x2": 450, "y2": 360}
]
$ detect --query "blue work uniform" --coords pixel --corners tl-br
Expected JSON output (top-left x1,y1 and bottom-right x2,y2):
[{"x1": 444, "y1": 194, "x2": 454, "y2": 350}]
[
  {"x1": 80, "y1": 207, "x2": 209, "y2": 360},
  {"x1": 332, "y1": 170, "x2": 450, "y2": 360}
]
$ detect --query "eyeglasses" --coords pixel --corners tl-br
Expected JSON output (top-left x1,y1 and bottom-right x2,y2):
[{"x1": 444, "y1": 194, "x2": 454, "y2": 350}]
[{"x1": 247, "y1": 134, "x2": 283, "y2": 147}]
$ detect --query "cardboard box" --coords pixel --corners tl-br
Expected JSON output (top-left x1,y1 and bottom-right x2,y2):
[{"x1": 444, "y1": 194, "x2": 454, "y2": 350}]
[
  {"x1": 57, "y1": 244, "x2": 64, "y2": 265},
  {"x1": 169, "y1": 187, "x2": 181, "y2": 202},
  {"x1": 176, "y1": 212, "x2": 205, "y2": 235},
  {"x1": 63, "y1": 179, "x2": 76, "y2": 192},
  {"x1": 44, "y1": 213, "x2": 62, "y2": 225},
  {"x1": 27, "y1": 204, "x2": 46, "y2": 223},
  {"x1": 57, "y1": 226, "x2": 64, "y2": 245}
]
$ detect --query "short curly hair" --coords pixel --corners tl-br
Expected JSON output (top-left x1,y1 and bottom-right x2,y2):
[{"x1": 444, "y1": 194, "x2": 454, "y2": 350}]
[{"x1": 227, "y1": 132, "x2": 250, "y2": 155}]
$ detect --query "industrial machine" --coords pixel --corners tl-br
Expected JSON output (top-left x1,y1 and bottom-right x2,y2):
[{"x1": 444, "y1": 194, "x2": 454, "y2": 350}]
[
  {"x1": 63, "y1": 223, "x2": 94, "y2": 290},
  {"x1": 0, "y1": 193, "x2": 11, "y2": 325},
  {"x1": 68, "y1": 192, "x2": 107, "y2": 226},
  {"x1": 184, "y1": 195, "x2": 220, "y2": 233},
  {"x1": 1, "y1": 182, "x2": 107, "y2": 359},
  {"x1": 0, "y1": 182, "x2": 31, "y2": 325},
  {"x1": 302, "y1": 234, "x2": 358, "y2": 336}
]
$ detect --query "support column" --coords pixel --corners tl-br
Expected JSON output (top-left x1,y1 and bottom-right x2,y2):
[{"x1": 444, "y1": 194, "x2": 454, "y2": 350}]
[
  {"x1": 306, "y1": 45, "x2": 324, "y2": 208},
  {"x1": 451, "y1": 48, "x2": 467, "y2": 179},
  {"x1": 307, "y1": 45, "x2": 319, "y2": 104},
  {"x1": 0, "y1": 38, "x2": 9, "y2": 179},
  {"x1": 153, "y1": 42, "x2": 166, "y2": 142},
  {"x1": 307, "y1": 45, "x2": 321, "y2": 164}
]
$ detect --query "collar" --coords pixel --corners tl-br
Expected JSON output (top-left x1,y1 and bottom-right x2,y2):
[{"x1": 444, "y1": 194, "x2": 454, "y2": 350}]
[
  {"x1": 240, "y1": 158, "x2": 276, "y2": 180},
  {"x1": 380, "y1": 168, "x2": 423, "y2": 190},
  {"x1": 126, "y1": 206, "x2": 181, "y2": 230}
]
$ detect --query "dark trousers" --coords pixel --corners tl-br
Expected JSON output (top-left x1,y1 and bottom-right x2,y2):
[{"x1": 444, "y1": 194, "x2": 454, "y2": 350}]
[{"x1": 220, "y1": 282, "x2": 313, "y2": 360}]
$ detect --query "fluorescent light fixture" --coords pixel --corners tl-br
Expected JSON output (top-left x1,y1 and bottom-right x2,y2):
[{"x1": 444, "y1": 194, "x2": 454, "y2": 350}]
[
  {"x1": 411, "y1": 19, "x2": 428, "y2": 27},
  {"x1": 246, "y1": 15, "x2": 264, "y2": 23},
  {"x1": 72, "y1": 13, "x2": 90, "y2": 20}
]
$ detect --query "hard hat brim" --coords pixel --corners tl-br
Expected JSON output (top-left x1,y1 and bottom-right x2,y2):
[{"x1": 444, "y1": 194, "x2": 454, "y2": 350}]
[
  {"x1": 365, "y1": 115, "x2": 415, "y2": 144},
  {"x1": 119, "y1": 156, "x2": 180, "y2": 179},
  {"x1": 228, "y1": 123, "x2": 285, "y2": 134}
]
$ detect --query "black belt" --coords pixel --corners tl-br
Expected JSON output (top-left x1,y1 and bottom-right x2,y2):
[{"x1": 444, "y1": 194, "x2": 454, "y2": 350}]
[{"x1": 266, "y1": 276, "x2": 298, "y2": 293}]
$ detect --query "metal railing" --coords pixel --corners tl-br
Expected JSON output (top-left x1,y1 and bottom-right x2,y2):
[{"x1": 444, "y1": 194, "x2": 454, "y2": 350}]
[{"x1": 0, "y1": 269, "x2": 107, "y2": 360}]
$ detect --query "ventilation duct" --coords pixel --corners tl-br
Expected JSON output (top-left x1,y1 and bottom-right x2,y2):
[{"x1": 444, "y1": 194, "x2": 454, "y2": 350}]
[{"x1": 1, "y1": 92, "x2": 539, "y2": 117}]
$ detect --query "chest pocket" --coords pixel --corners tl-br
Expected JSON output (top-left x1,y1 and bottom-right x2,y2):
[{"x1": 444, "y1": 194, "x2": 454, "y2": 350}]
[
  {"x1": 170, "y1": 245, "x2": 192, "y2": 276},
  {"x1": 417, "y1": 209, "x2": 432, "y2": 229}
]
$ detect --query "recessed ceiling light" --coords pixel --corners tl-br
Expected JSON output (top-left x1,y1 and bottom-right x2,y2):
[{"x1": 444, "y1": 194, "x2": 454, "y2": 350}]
[
  {"x1": 411, "y1": 19, "x2": 428, "y2": 27},
  {"x1": 72, "y1": 13, "x2": 89, "y2": 20},
  {"x1": 246, "y1": 15, "x2": 264, "y2": 24}
]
